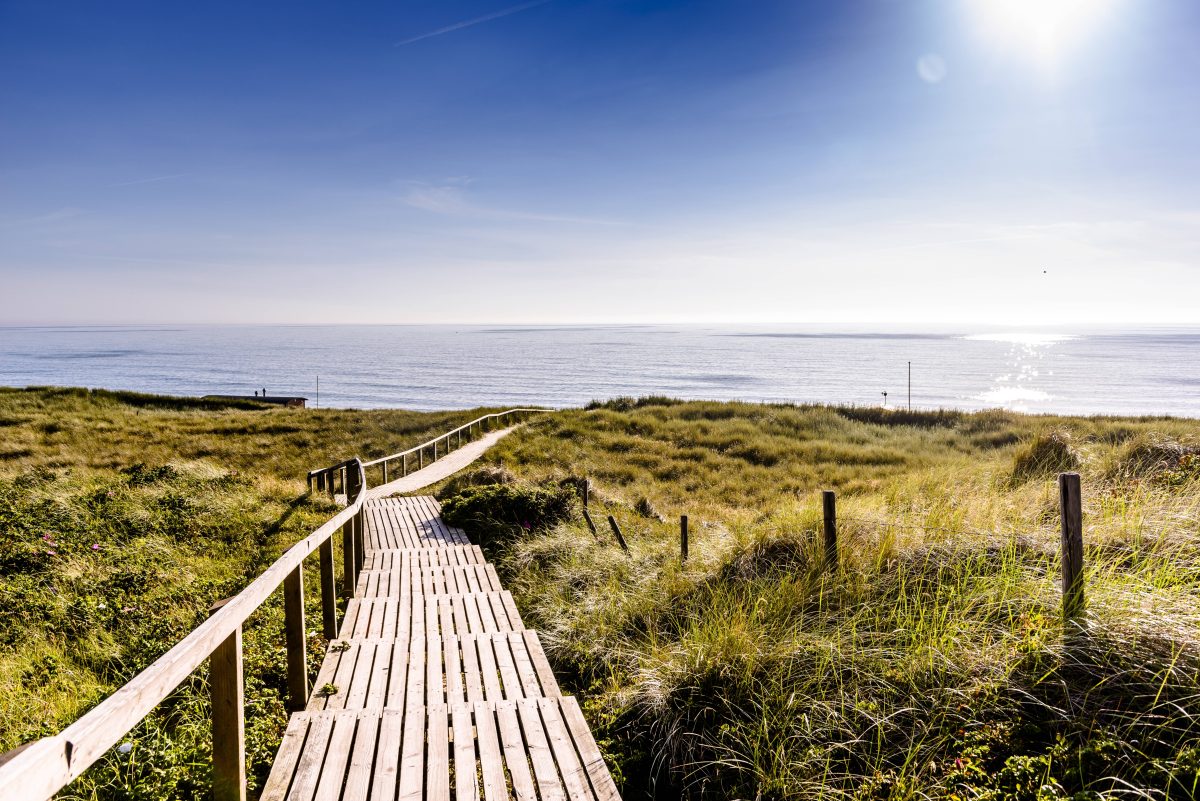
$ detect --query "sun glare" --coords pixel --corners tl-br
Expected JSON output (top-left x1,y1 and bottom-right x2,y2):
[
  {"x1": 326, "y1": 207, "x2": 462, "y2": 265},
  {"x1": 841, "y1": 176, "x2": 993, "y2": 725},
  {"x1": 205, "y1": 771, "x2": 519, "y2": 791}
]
[{"x1": 969, "y1": 0, "x2": 1118, "y2": 65}]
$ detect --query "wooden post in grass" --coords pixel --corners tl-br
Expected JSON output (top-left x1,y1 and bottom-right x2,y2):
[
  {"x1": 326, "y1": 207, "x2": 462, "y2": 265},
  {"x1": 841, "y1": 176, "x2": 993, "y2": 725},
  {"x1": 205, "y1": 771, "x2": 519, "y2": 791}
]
[
  {"x1": 607, "y1": 516, "x2": 629, "y2": 552},
  {"x1": 211, "y1": 625, "x2": 245, "y2": 801},
  {"x1": 1059, "y1": 472, "x2": 1085, "y2": 623},
  {"x1": 283, "y1": 567, "x2": 307, "y2": 712},
  {"x1": 822, "y1": 491, "x2": 838, "y2": 572},
  {"x1": 318, "y1": 538, "x2": 337, "y2": 638},
  {"x1": 680, "y1": 515, "x2": 689, "y2": 564},
  {"x1": 581, "y1": 508, "x2": 598, "y2": 538}
]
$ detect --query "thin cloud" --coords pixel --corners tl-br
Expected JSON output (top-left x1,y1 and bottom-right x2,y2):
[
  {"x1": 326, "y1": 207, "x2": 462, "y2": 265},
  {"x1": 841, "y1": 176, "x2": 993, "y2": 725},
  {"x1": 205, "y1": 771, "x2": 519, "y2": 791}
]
[
  {"x1": 399, "y1": 180, "x2": 622, "y2": 226},
  {"x1": 395, "y1": 0, "x2": 552, "y2": 47},
  {"x1": 110, "y1": 174, "x2": 186, "y2": 187}
]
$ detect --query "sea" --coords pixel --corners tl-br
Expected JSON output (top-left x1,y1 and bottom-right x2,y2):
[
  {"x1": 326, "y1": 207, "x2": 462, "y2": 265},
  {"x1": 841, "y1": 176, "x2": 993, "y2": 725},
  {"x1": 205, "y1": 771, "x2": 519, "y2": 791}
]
[{"x1": 0, "y1": 324, "x2": 1197, "y2": 417}]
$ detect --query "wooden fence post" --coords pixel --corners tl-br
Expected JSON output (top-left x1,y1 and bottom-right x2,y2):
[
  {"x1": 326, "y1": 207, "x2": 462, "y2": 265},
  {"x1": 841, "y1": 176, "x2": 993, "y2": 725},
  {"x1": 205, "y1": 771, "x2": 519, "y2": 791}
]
[
  {"x1": 342, "y1": 522, "x2": 355, "y2": 599},
  {"x1": 1059, "y1": 472, "x2": 1085, "y2": 623},
  {"x1": 211, "y1": 626, "x2": 246, "y2": 801},
  {"x1": 403, "y1": 453, "x2": 408, "y2": 477},
  {"x1": 822, "y1": 491, "x2": 838, "y2": 572},
  {"x1": 434, "y1": 440, "x2": 438, "y2": 460},
  {"x1": 382, "y1": 461, "x2": 389, "y2": 484},
  {"x1": 607, "y1": 516, "x2": 629, "y2": 552},
  {"x1": 581, "y1": 508, "x2": 598, "y2": 538},
  {"x1": 318, "y1": 539, "x2": 337, "y2": 639},
  {"x1": 581, "y1": 479, "x2": 589, "y2": 508},
  {"x1": 419, "y1": 448, "x2": 424, "y2": 470},
  {"x1": 354, "y1": 509, "x2": 364, "y2": 577},
  {"x1": 680, "y1": 515, "x2": 688, "y2": 564},
  {"x1": 283, "y1": 567, "x2": 307, "y2": 712}
]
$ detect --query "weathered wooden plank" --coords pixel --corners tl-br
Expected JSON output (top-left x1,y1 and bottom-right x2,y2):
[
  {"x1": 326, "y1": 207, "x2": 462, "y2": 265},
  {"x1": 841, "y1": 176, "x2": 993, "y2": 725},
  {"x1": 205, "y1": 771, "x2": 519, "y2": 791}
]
[
  {"x1": 560, "y1": 696, "x2": 622, "y2": 801},
  {"x1": 426, "y1": 706, "x2": 450, "y2": 801},
  {"x1": 397, "y1": 704, "x2": 425, "y2": 800},
  {"x1": 369, "y1": 708, "x2": 404, "y2": 801},
  {"x1": 475, "y1": 702, "x2": 511, "y2": 801},
  {"x1": 258, "y1": 714, "x2": 307, "y2": 801},
  {"x1": 495, "y1": 700, "x2": 539, "y2": 801},
  {"x1": 524, "y1": 630, "x2": 561, "y2": 698},
  {"x1": 538, "y1": 698, "x2": 593, "y2": 801},
  {"x1": 518, "y1": 697, "x2": 568, "y2": 801},
  {"x1": 451, "y1": 705, "x2": 478, "y2": 801},
  {"x1": 342, "y1": 712, "x2": 379, "y2": 801},
  {"x1": 284, "y1": 713, "x2": 333, "y2": 801},
  {"x1": 312, "y1": 713, "x2": 355, "y2": 801}
]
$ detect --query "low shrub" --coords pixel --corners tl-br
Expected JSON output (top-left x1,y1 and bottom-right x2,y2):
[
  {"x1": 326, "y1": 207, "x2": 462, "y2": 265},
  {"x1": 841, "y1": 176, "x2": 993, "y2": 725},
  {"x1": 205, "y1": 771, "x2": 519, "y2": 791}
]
[
  {"x1": 1010, "y1": 432, "x2": 1079, "y2": 483},
  {"x1": 440, "y1": 483, "x2": 575, "y2": 547}
]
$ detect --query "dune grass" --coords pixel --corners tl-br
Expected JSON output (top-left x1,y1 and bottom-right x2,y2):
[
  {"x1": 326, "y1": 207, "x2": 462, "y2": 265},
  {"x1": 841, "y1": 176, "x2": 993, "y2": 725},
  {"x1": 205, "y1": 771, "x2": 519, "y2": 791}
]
[
  {"x1": 448, "y1": 398, "x2": 1200, "y2": 800},
  {"x1": 0, "y1": 386, "x2": 499, "y2": 799}
]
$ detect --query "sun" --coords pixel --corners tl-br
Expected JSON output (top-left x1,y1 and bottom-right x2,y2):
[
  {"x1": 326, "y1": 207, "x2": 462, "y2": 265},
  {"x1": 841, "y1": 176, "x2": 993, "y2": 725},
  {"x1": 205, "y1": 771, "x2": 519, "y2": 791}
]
[{"x1": 968, "y1": 0, "x2": 1118, "y2": 62}]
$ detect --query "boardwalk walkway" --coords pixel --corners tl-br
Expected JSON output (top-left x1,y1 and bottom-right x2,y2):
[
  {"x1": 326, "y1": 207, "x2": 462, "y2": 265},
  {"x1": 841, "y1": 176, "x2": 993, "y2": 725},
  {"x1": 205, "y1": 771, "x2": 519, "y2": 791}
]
[
  {"x1": 366, "y1": 427, "x2": 517, "y2": 500},
  {"x1": 261, "y1": 496, "x2": 621, "y2": 801}
]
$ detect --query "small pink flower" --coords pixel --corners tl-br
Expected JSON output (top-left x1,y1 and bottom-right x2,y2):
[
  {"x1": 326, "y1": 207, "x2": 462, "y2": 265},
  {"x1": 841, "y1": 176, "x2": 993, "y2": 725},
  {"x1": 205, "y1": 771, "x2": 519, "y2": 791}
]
[
  {"x1": 46, "y1": 550, "x2": 56, "y2": 556},
  {"x1": 91, "y1": 544, "x2": 102, "y2": 551}
]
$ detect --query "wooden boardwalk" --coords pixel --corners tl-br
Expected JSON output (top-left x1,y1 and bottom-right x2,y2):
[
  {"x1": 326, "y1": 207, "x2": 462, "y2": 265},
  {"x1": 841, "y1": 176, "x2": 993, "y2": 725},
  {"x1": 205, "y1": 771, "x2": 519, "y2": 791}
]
[
  {"x1": 261, "y1": 496, "x2": 620, "y2": 801},
  {"x1": 366, "y1": 427, "x2": 518, "y2": 500}
]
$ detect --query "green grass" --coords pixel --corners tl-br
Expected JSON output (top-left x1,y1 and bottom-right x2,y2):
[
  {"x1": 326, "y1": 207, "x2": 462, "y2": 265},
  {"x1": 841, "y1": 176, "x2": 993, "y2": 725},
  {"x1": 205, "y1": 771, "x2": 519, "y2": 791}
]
[
  {"x1": 445, "y1": 398, "x2": 1200, "y2": 800},
  {"x1": 0, "y1": 386, "x2": 502, "y2": 800}
]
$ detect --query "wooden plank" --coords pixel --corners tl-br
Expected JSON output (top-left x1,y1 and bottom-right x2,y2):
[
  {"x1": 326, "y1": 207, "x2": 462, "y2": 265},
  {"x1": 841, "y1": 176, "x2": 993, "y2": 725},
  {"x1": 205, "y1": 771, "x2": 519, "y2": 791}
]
[
  {"x1": 444, "y1": 634, "x2": 464, "y2": 706},
  {"x1": 560, "y1": 696, "x2": 621, "y2": 801},
  {"x1": 385, "y1": 641, "x2": 410, "y2": 710},
  {"x1": 476, "y1": 702, "x2": 513, "y2": 801},
  {"x1": 345, "y1": 642, "x2": 375, "y2": 710},
  {"x1": 284, "y1": 713, "x2": 333, "y2": 801},
  {"x1": 312, "y1": 713, "x2": 355, "y2": 801},
  {"x1": 509, "y1": 632, "x2": 545, "y2": 699},
  {"x1": 427, "y1": 634, "x2": 443, "y2": 707},
  {"x1": 492, "y1": 632, "x2": 521, "y2": 700},
  {"x1": 451, "y1": 705, "x2": 478, "y2": 801},
  {"x1": 538, "y1": 698, "x2": 593, "y2": 801},
  {"x1": 259, "y1": 714, "x2": 308, "y2": 801},
  {"x1": 523, "y1": 631, "x2": 561, "y2": 698},
  {"x1": 342, "y1": 712, "x2": 379, "y2": 801},
  {"x1": 397, "y1": 705, "x2": 426, "y2": 800},
  {"x1": 500, "y1": 591, "x2": 524, "y2": 630},
  {"x1": 495, "y1": 700, "x2": 538, "y2": 801},
  {"x1": 517, "y1": 697, "x2": 568, "y2": 801},
  {"x1": 461, "y1": 633, "x2": 484, "y2": 703},
  {"x1": 426, "y1": 706, "x2": 450, "y2": 801},
  {"x1": 477, "y1": 632, "x2": 503, "y2": 702},
  {"x1": 369, "y1": 708, "x2": 404, "y2": 801}
]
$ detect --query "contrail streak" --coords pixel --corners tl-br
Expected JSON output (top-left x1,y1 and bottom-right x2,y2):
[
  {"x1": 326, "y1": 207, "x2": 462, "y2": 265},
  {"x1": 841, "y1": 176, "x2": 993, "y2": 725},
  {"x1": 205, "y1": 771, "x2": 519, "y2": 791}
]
[{"x1": 395, "y1": 0, "x2": 552, "y2": 46}]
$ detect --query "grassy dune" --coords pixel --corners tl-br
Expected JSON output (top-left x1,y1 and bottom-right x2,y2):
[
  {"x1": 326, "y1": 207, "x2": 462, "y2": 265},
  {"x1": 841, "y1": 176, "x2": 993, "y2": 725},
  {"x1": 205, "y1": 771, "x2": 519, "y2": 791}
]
[
  {"x1": 0, "y1": 387, "x2": 497, "y2": 799},
  {"x1": 457, "y1": 398, "x2": 1200, "y2": 800}
]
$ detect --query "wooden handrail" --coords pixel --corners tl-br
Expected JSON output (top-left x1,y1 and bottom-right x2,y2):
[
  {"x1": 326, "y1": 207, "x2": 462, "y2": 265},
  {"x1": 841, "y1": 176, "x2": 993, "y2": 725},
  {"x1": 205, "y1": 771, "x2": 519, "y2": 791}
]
[
  {"x1": 358, "y1": 407, "x2": 551, "y2": 469},
  {"x1": 0, "y1": 460, "x2": 369, "y2": 801}
]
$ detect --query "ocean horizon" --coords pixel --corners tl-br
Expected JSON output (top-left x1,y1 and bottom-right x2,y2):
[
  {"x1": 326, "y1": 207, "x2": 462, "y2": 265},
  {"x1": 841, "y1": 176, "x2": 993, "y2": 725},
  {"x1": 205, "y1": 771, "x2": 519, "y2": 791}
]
[{"x1": 1, "y1": 323, "x2": 1197, "y2": 418}]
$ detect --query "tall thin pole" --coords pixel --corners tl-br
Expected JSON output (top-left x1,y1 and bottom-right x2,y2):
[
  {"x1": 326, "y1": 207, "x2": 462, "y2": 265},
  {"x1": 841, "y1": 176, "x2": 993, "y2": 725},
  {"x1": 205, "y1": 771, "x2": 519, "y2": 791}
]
[
  {"x1": 907, "y1": 362, "x2": 911, "y2": 411},
  {"x1": 316, "y1": 375, "x2": 319, "y2": 409}
]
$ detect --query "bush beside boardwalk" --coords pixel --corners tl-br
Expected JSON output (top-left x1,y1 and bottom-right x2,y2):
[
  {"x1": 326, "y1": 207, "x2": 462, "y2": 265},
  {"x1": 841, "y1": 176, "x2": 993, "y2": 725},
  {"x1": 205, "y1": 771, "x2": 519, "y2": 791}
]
[{"x1": 444, "y1": 398, "x2": 1200, "y2": 800}]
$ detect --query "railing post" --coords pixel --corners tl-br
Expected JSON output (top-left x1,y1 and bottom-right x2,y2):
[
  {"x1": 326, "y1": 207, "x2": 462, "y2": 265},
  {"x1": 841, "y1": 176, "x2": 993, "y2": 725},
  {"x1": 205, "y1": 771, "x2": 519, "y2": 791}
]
[
  {"x1": 680, "y1": 515, "x2": 688, "y2": 564},
  {"x1": 822, "y1": 490, "x2": 838, "y2": 572},
  {"x1": 1060, "y1": 472, "x2": 1085, "y2": 624},
  {"x1": 403, "y1": 453, "x2": 408, "y2": 476},
  {"x1": 382, "y1": 461, "x2": 389, "y2": 484},
  {"x1": 211, "y1": 626, "x2": 246, "y2": 801},
  {"x1": 607, "y1": 516, "x2": 629, "y2": 552},
  {"x1": 283, "y1": 567, "x2": 307, "y2": 712},
  {"x1": 342, "y1": 521, "x2": 355, "y2": 598},
  {"x1": 434, "y1": 439, "x2": 439, "y2": 460},
  {"x1": 354, "y1": 508, "x2": 365, "y2": 576},
  {"x1": 419, "y1": 448, "x2": 424, "y2": 470},
  {"x1": 319, "y1": 538, "x2": 337, "y2": 639}
]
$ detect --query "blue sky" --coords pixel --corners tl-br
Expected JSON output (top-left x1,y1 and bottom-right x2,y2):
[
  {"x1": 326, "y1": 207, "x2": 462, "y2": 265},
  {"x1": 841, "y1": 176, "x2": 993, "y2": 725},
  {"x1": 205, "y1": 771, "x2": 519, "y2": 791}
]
[{"x1": 1, "y1": 0, "x2": 1198, "y2": 324}]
